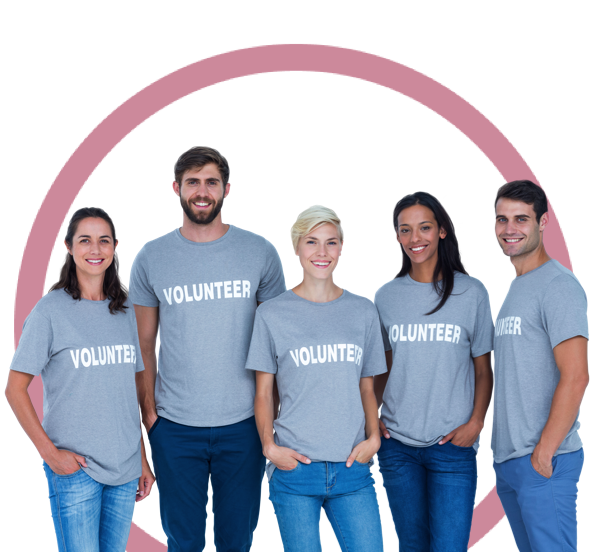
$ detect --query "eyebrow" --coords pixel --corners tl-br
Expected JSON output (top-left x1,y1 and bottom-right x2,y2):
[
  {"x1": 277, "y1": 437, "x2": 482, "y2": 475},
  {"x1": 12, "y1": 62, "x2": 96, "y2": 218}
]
[
  {"x1": 77, "y1": 234, "x2": 112, "y2": 239},
  {"x1": 185, "y1": 177, "x2": 221, "y2": 183},
  {"x1": 399, "y1": 220, "x2": 433, "y2": 226},
  {"x1": 496, "y1": 214, "x2": 530, "y2": 219},
  {"x1": 305, "y1": 235, "x2": 338, "y2": 241}
]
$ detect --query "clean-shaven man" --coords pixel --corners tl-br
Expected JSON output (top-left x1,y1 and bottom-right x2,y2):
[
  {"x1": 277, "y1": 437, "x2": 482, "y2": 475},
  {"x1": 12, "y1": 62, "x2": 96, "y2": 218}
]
[
  {"x1": 492, "y1": 180, "x2": 588, "y2": 552},
  {"x1": 130, "y1": 147, "x2": 286, "y2": 551}
]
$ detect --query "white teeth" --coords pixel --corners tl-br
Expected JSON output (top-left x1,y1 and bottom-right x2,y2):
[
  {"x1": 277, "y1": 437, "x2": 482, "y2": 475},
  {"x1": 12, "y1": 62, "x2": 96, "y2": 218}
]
[
  {"x1": 194, "y1": 202, "x2": 209, "y2": 206},
  {"x1": 313, "y1": 262, "x2": 330, "y2": 266},
  {"x1": 87, "y1": 260, "x2": 102, "y2": 264},
  {"x1": 505, "y1": 238, "x2": 522, "y2": 243},
  {"x1": 411, "y1": 246, "x2": 425, "y2": 252}
]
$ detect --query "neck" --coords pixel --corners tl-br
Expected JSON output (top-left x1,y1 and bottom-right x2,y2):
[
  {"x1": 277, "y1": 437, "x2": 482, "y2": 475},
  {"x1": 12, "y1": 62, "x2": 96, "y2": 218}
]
[
  {"x1": 293, "y1": 275, "x2": 343, "y2": 303},
  {"x1": 511, "y1": 243, "x2": 551, "y2": 277},
  {"x1": 408, "y1": 253, "x2": 439, "y2": 283},
  {"x1": 180, "y1": 213, "x2": 229, "y2": 243},
  {"x1": 77, "y1": 270, "x2": 107, "y2": 301}
]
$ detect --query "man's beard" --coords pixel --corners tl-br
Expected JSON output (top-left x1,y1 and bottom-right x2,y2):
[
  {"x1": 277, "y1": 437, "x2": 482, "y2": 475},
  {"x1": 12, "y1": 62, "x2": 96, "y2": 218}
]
[{"x1": 181, "y1": 194, "x2": 225, "y2": 225}]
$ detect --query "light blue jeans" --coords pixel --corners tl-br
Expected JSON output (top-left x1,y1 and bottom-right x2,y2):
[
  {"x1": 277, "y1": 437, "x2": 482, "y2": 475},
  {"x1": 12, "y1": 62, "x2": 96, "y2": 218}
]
[
  {"x1": 269, "y1": 460, "x2": 384, "y2": 552},
  {"x1": 43, "y1": 462, "x2": 137, "y2": 552}
]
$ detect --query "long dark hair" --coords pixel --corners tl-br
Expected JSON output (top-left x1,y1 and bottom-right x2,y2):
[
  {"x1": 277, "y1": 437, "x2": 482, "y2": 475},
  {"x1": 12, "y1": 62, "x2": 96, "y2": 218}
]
[
  {"x1": 393, "y1": 192, "x2": 467, "y2": 315},
  {"x1": 50, "y1": 207, "x2": 128, "y2": 314}
]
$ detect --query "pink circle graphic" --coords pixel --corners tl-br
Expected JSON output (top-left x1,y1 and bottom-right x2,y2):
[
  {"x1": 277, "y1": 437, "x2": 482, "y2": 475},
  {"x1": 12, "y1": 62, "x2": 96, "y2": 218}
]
[{"x1": 14, "y1": 45, "x2": 570, "y2": 550}]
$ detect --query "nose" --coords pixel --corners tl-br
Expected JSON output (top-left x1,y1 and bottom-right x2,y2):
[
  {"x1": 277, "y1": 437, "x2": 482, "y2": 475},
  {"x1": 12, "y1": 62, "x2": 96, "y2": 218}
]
[
  {"x1": 317, "y1": 242, "x2": 328, "y2": 256},
  {"x1": 504, "y1": 220, "x2": 518, "y2": 235},
  {"x1": 410, "y1": 229, "x2": 421, "y2": 243}
]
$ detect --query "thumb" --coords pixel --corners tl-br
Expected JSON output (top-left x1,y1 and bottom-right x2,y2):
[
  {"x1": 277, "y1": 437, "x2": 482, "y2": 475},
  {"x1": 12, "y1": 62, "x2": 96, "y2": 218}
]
[
  {"x1": 346, "y1": 448, "x2": 358, "y2": 468},
  {"x1": 76, "y1": 455, "x2": 88, "y2": 467},
  {"x1": 379, "y1": 419, "x2": 390, "y2": 439},
  {"x1": 439, "y1": 432, "x2": 455, "y2": 445},
  {"x1": 292, "y1": 452, "x2": 311, "y2": 464}
]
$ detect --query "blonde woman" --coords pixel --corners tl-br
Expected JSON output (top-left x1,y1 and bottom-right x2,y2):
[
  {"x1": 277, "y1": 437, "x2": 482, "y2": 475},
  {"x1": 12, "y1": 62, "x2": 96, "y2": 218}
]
[{"x1": 246, "y1": 206, "x2": 386, "y2": 552}]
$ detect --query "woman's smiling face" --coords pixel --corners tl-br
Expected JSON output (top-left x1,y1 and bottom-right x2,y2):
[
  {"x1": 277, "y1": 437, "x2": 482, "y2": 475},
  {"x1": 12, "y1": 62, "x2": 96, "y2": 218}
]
[
  {"x1": 296, "y1": 223, "x2": 343, "y2": 280},
  {"x1": 396, "y1": 204, "x2": 446, "y2": 266},
  {"x1": 67, "y1": 217, "x2": 117, "y2": 280}
]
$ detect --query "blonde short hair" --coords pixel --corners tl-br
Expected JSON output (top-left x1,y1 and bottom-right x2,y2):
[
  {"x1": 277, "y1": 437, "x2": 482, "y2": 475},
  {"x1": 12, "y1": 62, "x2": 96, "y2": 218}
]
[{"x1": 291, "y1": 205, "x2": 344, "y2": 251}]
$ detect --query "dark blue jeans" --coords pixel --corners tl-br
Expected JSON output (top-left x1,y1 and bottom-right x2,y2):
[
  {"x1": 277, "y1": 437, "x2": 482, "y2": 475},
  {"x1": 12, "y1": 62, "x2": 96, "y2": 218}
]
[
  {"x1": 149, "y1": 415, "x2": 265, "y2": 552},
  {"x1": 378, "y1": 438, "x2": 477, "y2": 552}
]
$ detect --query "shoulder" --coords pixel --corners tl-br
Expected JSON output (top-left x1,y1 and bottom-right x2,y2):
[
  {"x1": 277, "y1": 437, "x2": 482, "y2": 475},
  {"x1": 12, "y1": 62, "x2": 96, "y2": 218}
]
[
  {"x1": 453, "y1": 273, "x2": 490, "y2": 300},
  {"x1": 33, "y1": 289, "x2": 73, "y2": 317},
  {"x1": 374, "y1": 277, "x2": 406, "y2": 303},
  {"x1": 544, "y1": 262, "x2": 586, "y2": 299},
  {"x1": 256, "y1": 290, "x2": 292, "y2": 314},
  {"x1": 134, "y1": 230, "x2": 178, "y2": 260},
  {"x1": 343, "y1": 291, "x2": 379, "y2": 318},
  {"x1": 230, "y1": 226, "x2": 278, "y2": 254}
]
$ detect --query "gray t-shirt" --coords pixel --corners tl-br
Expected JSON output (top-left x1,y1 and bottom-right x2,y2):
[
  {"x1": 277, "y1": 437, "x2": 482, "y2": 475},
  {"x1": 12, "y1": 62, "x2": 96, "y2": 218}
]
[
  {"x1": 129, "y1": 225, "x2": 286, "y2": 427},
  {"x1": 375, "y1": 273, "x2": 494, "y2": 450},
  {"x1": 245, "y1": 290, "x2": 387, "y2": 477},
  {"x1": 491, "y1": 260, "x2": 588, "y2": 464},
  {"x1": 10, "y1": 290, "x2": 144, "y2": 486}
]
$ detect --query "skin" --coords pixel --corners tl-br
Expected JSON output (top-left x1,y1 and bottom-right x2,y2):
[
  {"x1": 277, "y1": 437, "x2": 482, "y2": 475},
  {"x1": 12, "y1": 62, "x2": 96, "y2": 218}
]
[
  {"x1": 374, "y1": 205, "x2": 493, "y2": 446},
  {"x1": 495, "y1": 198, "x2": 588, "y2": 477},
  {"x1": 172, "y1": 163, "x2": 231, "y2": 243},
  {"x1": 5, "y1": 217, "x2": 154, "y2": 500},
  {"x1": 255, "y1": 223, "x2": 381, "y2": 470}
]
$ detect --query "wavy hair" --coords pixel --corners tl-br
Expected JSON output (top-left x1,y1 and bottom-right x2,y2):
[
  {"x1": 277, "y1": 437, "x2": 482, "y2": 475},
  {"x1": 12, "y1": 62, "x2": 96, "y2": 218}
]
[
  {"x1": 393, "y1": 192, "x2": 467, "y2": 315},
  {"x1": 49, "y1": 207, "x2": 128, "y2": 314}
]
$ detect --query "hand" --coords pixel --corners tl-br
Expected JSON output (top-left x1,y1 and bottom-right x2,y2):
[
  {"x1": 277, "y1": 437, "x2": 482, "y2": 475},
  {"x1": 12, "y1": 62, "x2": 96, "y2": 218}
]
[
  {"x1": 136, "y1": 460, "x2": 156, "y2": 502},
  {"x1": 264, "y1": 443, "x2": 311, "y2": 471},
  {"x1": 346, "y1": 435, "x2": 380, "y2": 467},
  {"x1": 46, "y1": 449, "x2": 87, "y2": 475},
  {"x1": 143, "y1": 411, "x2": 158, "y2": 434},
  {"x1": 439, "y1": 419, "x2": 483, "y2": 447},
  {"x1": 379, "y1": 418, "x2": 390, "y2": 439},
  {"x1": 531, "y1": 445, "x2": 553, "y2": 479}
]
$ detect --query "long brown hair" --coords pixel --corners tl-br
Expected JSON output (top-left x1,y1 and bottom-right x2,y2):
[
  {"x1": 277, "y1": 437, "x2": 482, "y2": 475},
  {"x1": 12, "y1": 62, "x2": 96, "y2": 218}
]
[{"x1": 49, "y1": 207, "x2": 128, "y2": 314}]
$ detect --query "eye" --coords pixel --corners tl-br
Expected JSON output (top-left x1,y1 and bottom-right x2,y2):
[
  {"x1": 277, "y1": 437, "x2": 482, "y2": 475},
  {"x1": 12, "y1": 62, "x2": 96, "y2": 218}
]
[
  {"x1": 327, "y1": 241, "x2": 337, "y2": 246},
  {"x1": 400, "y1": 229, "x2": 409, "y2": 234},
  {"x1": 80, "y1": 238, "x2": 89, "y2": 243},
  {"x1": 421, "y1": 226, "x2": 431, "y2": 231}
]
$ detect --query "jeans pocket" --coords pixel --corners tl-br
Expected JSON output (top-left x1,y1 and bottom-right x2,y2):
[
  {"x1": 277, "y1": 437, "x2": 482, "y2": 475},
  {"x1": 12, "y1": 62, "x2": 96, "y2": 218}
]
[
  {"x1": 527, "y1": 454, "x2": 556, "y2": 480},
  {"x1": 447, "y1": 442, "x2": 474, "y2": 452},
  {"x1": 148, "y1": 416, "x2": 162, "y2": 438},
  {"x1": 276, "y1": 461, "x2": 301, "y2": 473}
]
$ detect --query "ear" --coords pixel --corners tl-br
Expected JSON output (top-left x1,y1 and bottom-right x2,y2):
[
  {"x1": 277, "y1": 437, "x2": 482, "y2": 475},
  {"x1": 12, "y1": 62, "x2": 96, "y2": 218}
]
[
  {"x1": 439, "y1": 226, "x2": 448, "y2": 240},
  {"x1": 114, "y1": 239, "x2": 118, "y2": 250},
  {"x1": 339, "y1": 240, "x2": 343, "y2": 256},
  {"x1": 396, "y1": 231, "x2": 402, "y2": 245},
  {"x1": 538, "y1": 211, "x2": 549, "y2": 232},
  {"x1": 173, "y1": 181, "x2": 181, "y2": 197},
  {"x1": 223, "y1": 182, "x2": 231, "y2": 198},
  {"x1": 64, "y1": 240, "x2": 72, "y2": 255}
]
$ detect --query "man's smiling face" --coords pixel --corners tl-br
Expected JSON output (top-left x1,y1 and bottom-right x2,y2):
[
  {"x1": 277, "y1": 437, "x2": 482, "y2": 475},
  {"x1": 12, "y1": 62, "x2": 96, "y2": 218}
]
[{"x1": 495, "y1": 197, "x2": 547, "y2": 258}]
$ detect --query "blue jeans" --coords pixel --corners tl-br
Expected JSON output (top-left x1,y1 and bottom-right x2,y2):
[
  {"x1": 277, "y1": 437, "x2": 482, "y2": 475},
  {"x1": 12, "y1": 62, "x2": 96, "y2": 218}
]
[
  {"x1": 149, "y1": 415, "x2": 265, "y2": 552},
  {"x1": 43, "y1": 462, "x2": 137, "y2": 552},
  {"x1": 268, "y1": 460, "x2": 384, "y2": 552},
  {"x1": 494, "y1": 449, "x2": 584, "y2": 552},
  {"x1": 378, "y1": 438, "x2": 477, "y2": 552}
]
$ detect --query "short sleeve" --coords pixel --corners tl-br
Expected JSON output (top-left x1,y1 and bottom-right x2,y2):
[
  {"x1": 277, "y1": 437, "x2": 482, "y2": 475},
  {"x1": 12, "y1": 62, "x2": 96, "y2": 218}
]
[
  {"x1": 542, "y1": 274, "x2": 588, "y2": 349},
  {"x1": 245, "y1": 310, "x2": 278, "y2": 374},
  {"x1": 129, "y1": 249, "x2": 159, "y2": 307},
  {"x1": 360, "y1": 312, "x2": 388, "y2": 377},
  {"x1": 471, "y1": 289, "x2": 495, "y2": 358},
  {"x1": 10, "y1": 309, "x2": 53, "y2": 376},
  {"x1": 374, "y1": 300, "x2": 392, "y2": 352},
  {"x1": 256, "y1": 240, "x2": 286, "y2": 303}
]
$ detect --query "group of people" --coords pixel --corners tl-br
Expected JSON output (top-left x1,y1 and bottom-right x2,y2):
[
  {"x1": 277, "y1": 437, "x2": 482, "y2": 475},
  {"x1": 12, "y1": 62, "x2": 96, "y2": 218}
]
[{"x1": 7, "y1": 146, "x2": 588, "y2": 552}]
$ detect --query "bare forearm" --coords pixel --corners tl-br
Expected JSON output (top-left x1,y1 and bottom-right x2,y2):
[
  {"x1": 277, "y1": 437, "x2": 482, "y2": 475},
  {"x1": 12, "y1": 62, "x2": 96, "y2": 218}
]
[
  {"x1": 6, "y1": 385, "x2": 57, "y2": 461},
  {"x1": 361, "y1": 381, "x2": 380, "y2": 440},
  {"x1": 538, "y1": 376, "x2": 588, "y2": 456},
  {"x1": 255, "y1": 392, "x2": 276, "y2": 452},
  {"x1": 471, "y1": 353, "x2": 493, "y2": 425},
  {"x1": 136, "y1": 352, "x2": 158, "y2": 427}
]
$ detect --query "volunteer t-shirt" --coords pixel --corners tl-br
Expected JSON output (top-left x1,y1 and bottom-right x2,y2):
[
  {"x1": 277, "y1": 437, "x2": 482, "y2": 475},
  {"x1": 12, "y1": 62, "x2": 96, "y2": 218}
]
[
  {"x1": 375, "y1": 272, "x2": 494, "y2": 450},
  {"x1": 129, "y1": 225, "x2": 286, "y2": 427},
  {"x1": 245, "y1": 290, "x2": 387, "y2": 478},
  {"x1": 10, "y1": 290, "x2": 144, "y2": 485},
  {"x1": 492, "y1": 260, "x2": 588, "y2": 463}
]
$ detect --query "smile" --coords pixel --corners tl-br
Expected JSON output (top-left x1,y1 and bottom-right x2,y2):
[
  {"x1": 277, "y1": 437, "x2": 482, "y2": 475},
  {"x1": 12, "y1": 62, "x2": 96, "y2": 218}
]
[
  {"x1": 85, "y1": 259, "x2": 104, "y2": 265},
  {"x1": 193, "y1": 202, "x2": 211, "y2": 209},
  {"x1": 410, "y1": 245, "x2": 427, "y2": 253},
  {"x1": 503, "y1": 238, "x2": 523, "y2": 243},
  {"x1": 311, "y1": 261, "x2": 331, "y2": 268}
]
